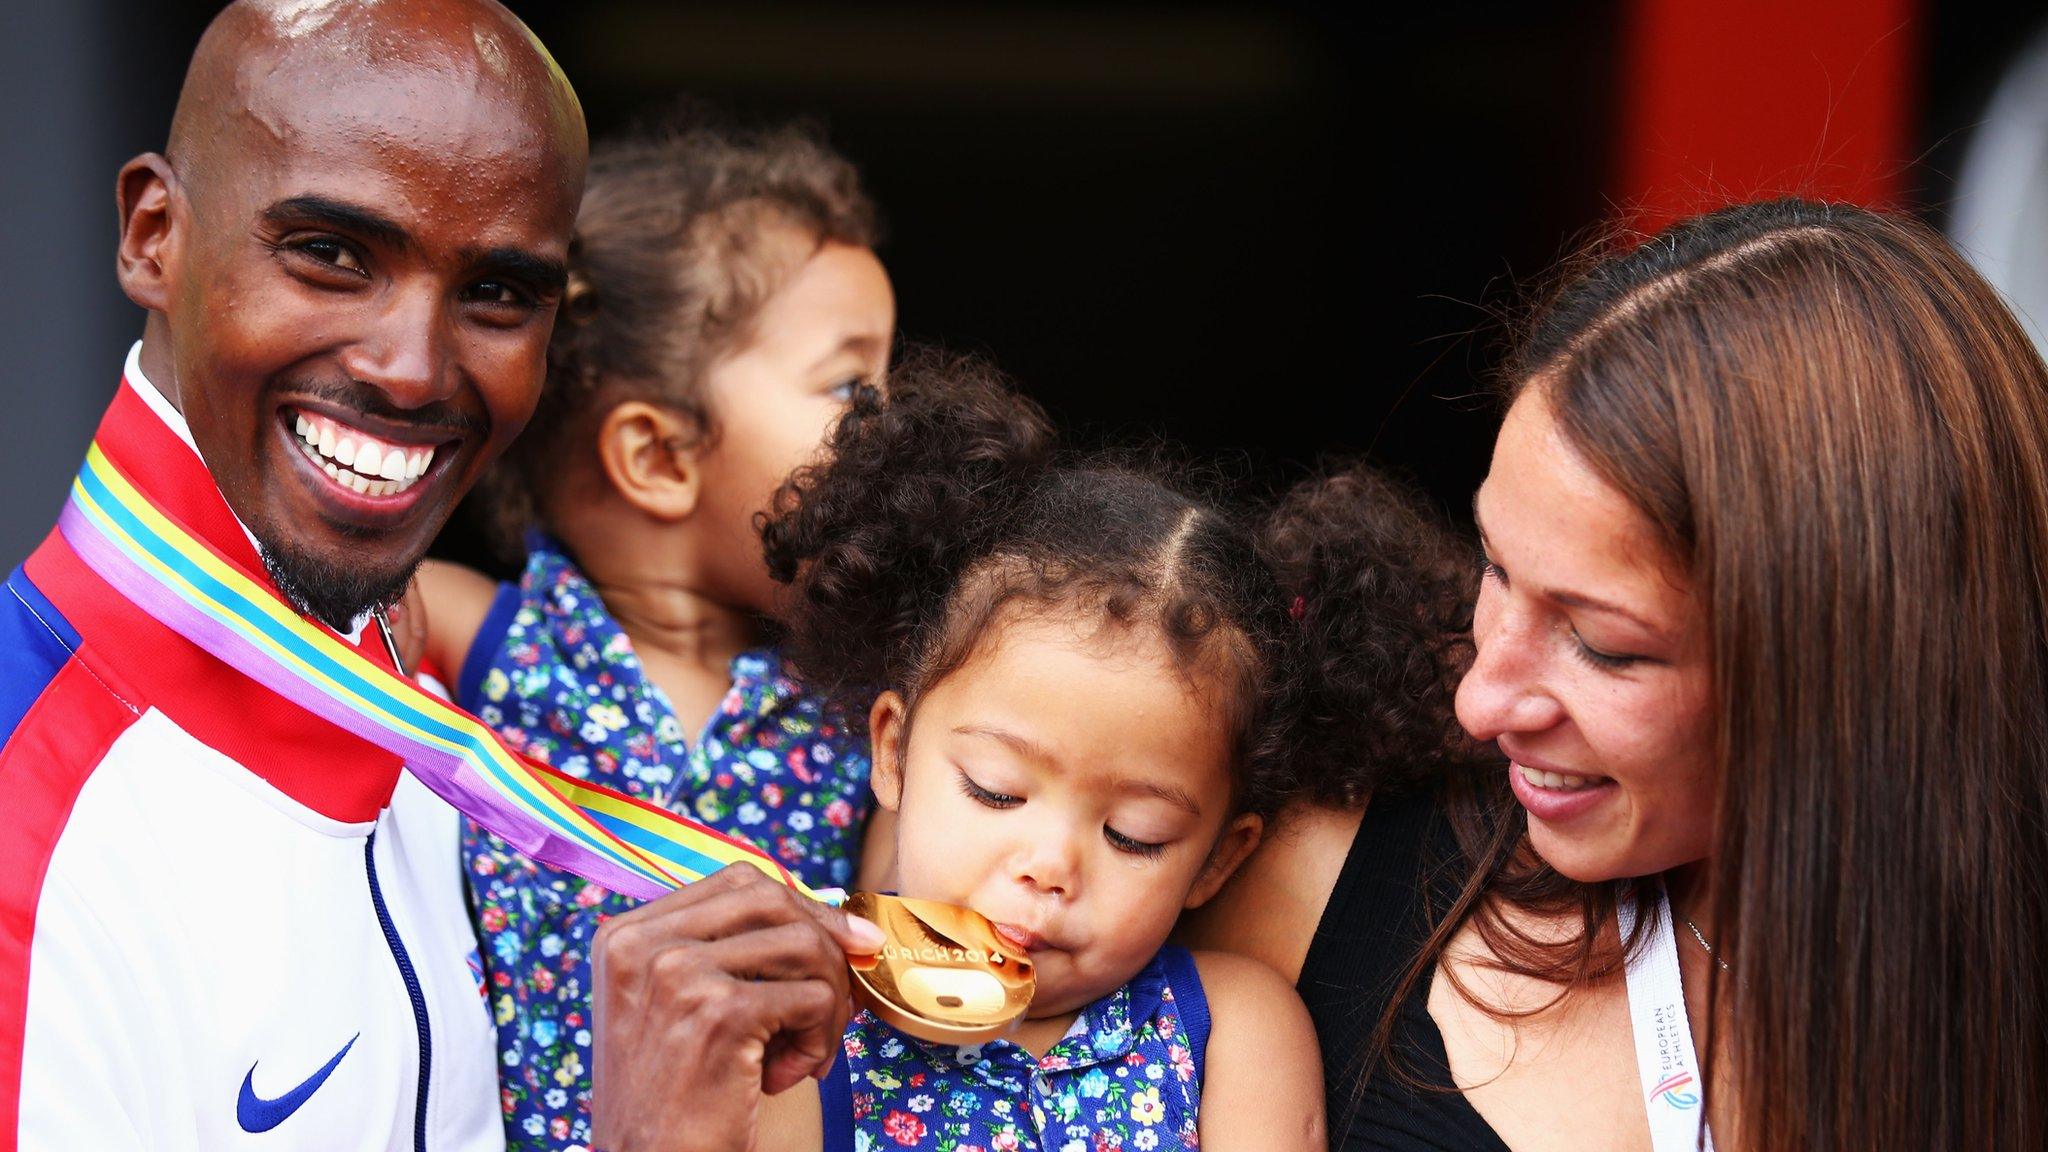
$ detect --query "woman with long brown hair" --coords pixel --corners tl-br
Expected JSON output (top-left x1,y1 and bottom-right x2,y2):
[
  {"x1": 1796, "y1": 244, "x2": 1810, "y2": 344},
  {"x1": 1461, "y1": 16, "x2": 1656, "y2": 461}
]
[{"x1": 1185, "y1": 197, "x2": 2048, "y2": 1150}]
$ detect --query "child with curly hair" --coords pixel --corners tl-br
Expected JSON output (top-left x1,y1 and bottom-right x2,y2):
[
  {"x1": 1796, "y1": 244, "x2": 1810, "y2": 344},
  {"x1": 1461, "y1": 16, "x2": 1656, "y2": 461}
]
[
  {"x1": 749, "y1": 353, "x2": 1454, "y2": 1150},
  {"x1": 404, "y1": 113, "x2": 894, "y2": 1151}
]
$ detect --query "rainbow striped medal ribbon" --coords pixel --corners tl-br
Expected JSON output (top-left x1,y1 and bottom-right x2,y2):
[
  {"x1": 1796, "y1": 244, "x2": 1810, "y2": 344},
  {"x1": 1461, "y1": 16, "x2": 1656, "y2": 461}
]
[{"x1": 60, "y1": 430, "x2": 1033, "y2": 1041}]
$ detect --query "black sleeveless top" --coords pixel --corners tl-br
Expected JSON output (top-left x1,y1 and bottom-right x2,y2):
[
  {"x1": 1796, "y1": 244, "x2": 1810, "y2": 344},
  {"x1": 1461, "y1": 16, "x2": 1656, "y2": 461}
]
[{"x1": 1296, "y1": 789, "x2": 1511, "y2": 1151}]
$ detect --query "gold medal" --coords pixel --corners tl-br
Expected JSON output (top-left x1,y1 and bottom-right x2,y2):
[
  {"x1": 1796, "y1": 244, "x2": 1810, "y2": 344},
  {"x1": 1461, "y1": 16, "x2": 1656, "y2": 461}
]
[{"x1": 843, "y1": 892, "x2": 1035, "y2": 1044}]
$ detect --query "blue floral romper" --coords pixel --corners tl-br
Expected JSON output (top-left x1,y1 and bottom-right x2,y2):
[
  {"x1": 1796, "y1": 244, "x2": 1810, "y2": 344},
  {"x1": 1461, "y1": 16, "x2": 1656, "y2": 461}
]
[
  {"x1": 458, "y1": 535, "x2": 873, "y2": 1151},
  {"x1": 823, "y1": 946, "x2": 1210, "y2": 1151}
]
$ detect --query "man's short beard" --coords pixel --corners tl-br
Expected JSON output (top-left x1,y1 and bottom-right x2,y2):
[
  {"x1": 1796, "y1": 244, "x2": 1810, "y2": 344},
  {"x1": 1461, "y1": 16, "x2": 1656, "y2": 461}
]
[{"x1": 259, "y1": 534, "x2": 419, "y2": 633}]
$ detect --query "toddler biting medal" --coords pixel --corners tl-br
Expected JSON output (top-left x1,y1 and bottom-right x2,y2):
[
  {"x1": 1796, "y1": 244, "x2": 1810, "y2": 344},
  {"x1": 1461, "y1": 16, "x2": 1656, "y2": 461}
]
[{"x1": 843, "y1": 893, "x2": 1035, "y2": 1043}]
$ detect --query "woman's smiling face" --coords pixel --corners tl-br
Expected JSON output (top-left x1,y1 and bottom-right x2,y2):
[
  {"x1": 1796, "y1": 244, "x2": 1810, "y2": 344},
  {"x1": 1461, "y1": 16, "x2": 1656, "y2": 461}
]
[{"x1": 1455, "y1": 386, "x2": 1717, "y2": 882}]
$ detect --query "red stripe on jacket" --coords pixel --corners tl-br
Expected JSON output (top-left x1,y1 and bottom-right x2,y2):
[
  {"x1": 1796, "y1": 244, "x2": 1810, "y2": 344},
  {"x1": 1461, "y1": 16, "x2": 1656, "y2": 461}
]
[{"x1": 0, "y1": 654, "x2": 143, "y2": 1144}]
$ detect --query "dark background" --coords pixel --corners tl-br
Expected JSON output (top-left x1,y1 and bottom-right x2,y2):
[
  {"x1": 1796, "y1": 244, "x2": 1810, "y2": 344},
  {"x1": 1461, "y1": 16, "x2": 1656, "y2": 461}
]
[{"x1": 1, "y1": 1, "x2": 2039, "y2": 573}]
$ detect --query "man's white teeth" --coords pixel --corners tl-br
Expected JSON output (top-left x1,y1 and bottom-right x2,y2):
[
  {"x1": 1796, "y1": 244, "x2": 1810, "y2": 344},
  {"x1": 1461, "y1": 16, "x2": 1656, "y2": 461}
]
[
  {"x1": 291, "y1": 407, "x2": 437, "y2": 496},
  {"x1": 316, "y1": 454, "x2": 407, "y2": 498},
  {"x1": 1519, "y1": 764, "x2": 1598, "y2": 791}
]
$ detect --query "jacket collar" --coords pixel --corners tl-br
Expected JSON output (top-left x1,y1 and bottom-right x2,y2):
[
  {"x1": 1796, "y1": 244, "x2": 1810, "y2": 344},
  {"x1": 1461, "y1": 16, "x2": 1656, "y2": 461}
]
[{"x1": 21, "y1": 355, "x2": 407, "y2": 823}]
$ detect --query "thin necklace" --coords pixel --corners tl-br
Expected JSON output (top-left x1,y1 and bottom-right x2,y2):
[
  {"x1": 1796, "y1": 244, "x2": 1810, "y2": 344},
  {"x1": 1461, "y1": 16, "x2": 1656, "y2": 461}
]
[
  {"x1": 1677, "y1": 910, "x2": 1731, "y2": 972},
  {"x1": 373, "y1": 608, "x2": 408, "y2": 677}
]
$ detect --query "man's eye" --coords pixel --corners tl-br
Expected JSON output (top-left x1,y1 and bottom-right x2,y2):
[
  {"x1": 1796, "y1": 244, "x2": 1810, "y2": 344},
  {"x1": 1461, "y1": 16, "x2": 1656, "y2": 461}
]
[
  {"x1": 464, "y1": 280, "x2": 531, "y2": 308},
  {"x1": 290, "y1": 237, "x2": 366, "y2": 275},
  {"x1": 825, "y1": 377, "x2": 862, "y2": 402}
]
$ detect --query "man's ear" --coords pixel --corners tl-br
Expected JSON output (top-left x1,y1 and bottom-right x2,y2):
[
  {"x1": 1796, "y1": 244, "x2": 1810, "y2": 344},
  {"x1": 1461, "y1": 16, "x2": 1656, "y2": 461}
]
[
  {"x1": 116, "y1": 154, "x2": 179, "y2": 315},
  {"x1": 595, "y1": 401, "x2": 703, "y2": 521},
  {"x1": 1184, "y1": 813, "x2": 1264, "y2": 910},
  {"x1": 867, "y1": 692, "x2": 909, "y2": 813}
]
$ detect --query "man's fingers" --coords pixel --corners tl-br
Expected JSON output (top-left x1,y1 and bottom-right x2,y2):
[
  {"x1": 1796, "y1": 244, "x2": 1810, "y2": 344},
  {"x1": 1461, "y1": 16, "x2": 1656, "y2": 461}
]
[
  {"x1": 593, "y1": 865, "x2": 798, "y2": 992},
  {"x1": 639, "y1": 882, "x2": 832, "y2": 945},
  {"x1": 588, "y1": 866, "x2": 877, "y2": 1149},
  {"x1": 595, "y1": 871, "x2": 792, "y2": 968},
  {"x1": 798, "y1": 894, "x2": 886, "y2": 955},
  {"x1": 599, "y1": 864, "x2": 884, "y2": 957},
  {"x1": 763, "y1": 1043, "x2": 827, "y2": 1098},
  {"x1": 735, "y1": 979, "x2": 852, "y2": 1096},
  {"x1": 666, "y1": 919, "x2": 853, "y2": 991}
]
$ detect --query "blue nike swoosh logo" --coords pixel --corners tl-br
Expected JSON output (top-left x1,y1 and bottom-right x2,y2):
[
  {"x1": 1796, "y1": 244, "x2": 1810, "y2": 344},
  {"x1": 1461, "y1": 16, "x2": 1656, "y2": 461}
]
[{"x1": 236, "y1": 1033, "x2": 359, "y2": 1133}]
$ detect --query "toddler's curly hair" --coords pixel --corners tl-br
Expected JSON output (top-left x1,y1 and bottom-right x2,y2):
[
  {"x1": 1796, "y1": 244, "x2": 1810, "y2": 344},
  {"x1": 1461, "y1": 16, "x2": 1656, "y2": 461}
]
[{"x1": 764, "y1": 348, "x2": 1479, "y2": 817}]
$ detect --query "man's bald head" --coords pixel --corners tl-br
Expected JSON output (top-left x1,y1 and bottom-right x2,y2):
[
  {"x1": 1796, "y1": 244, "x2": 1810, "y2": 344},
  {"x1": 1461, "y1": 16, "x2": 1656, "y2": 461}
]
[
  {"x1": 167, "y1": 0, "x2": 585, "y2": 209},
  {"x1": 114, "y1": 0, "x2": 589, "y2": 629}
]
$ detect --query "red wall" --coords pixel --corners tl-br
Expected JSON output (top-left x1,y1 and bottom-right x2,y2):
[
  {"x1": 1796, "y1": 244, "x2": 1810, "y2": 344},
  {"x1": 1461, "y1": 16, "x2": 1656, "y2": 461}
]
[{"x1": 1616, "y1": 0, "x2": 1919, "y2": 232}]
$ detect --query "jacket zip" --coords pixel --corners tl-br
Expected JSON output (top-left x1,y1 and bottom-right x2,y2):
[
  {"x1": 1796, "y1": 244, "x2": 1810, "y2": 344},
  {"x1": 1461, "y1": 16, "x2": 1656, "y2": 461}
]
[{"x1": 366, "y1": 831, "x2": 433, "y2": 1152}]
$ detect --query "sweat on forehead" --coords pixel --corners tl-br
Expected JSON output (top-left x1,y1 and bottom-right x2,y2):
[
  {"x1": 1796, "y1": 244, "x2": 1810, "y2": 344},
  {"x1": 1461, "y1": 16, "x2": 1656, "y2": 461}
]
[{"x1": 167, "y1": 0, "x2": 585, "y2": 194}]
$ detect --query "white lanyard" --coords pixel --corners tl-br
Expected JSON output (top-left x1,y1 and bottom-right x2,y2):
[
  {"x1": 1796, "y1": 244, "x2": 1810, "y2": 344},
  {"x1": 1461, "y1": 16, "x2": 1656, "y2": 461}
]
[{"x1": 1616, "y1": 883, "x2": 1716, "y2": 1152}]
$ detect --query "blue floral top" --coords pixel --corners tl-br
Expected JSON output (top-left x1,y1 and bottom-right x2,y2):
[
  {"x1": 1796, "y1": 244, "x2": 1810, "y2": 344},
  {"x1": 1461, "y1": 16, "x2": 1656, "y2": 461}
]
[
  {"x1": 822, "y1": 946, "x2": 1210, "y2": 1152},
  {"x1": 458, "y1": 535, "x2": 873, "y2": 1151}
]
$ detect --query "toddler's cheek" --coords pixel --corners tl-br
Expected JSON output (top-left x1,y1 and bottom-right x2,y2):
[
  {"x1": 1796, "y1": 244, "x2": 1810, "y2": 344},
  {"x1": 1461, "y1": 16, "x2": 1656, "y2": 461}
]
[
  {"x1": 888, "y1": 839, "x2": 977, "y2": 907},
  {"x1": 1075, "y1": 904, "x2": 1176, "y2": 977}
]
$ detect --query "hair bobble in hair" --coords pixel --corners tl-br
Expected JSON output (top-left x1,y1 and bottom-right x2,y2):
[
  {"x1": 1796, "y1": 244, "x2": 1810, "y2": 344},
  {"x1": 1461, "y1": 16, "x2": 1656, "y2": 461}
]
[{"x1": 1257, "y1": 465, "x2": 1485, "y2": 807}]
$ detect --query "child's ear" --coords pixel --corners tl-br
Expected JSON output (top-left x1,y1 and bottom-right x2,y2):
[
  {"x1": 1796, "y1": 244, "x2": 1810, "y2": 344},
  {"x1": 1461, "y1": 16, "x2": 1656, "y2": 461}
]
[
  {"x1": 867, "y1": 692, "x2": 909, "y2": 813},
  {"x1": 1184, "y1": 813, "x2": 1264, "y2": 911},
  {"x1": 595, "y1": 401, "x2": 702, "y2": 521}
]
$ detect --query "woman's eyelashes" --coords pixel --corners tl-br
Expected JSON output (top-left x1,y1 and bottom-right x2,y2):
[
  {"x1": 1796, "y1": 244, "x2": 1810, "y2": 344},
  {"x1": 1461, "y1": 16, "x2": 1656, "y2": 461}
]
[
  {"x1": 1483, "y1": 551, "x2": 1645, "y2": 671},
  {"x1": 1570, "y1": 631, "x2": 1642, "y2": 670}
]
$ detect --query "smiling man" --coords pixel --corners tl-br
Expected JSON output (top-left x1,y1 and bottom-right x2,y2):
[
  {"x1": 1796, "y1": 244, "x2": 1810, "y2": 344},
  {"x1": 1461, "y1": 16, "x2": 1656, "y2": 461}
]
[
  {"x1": 0, "y1": 1, "x2": 580, "y2": 1147},
  {"x1": 140, "y1": 4, "x2": 581, "y2": 630},
  {"x1": 0, "y1": 5, "x2": 883, "y2": 1148}
]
